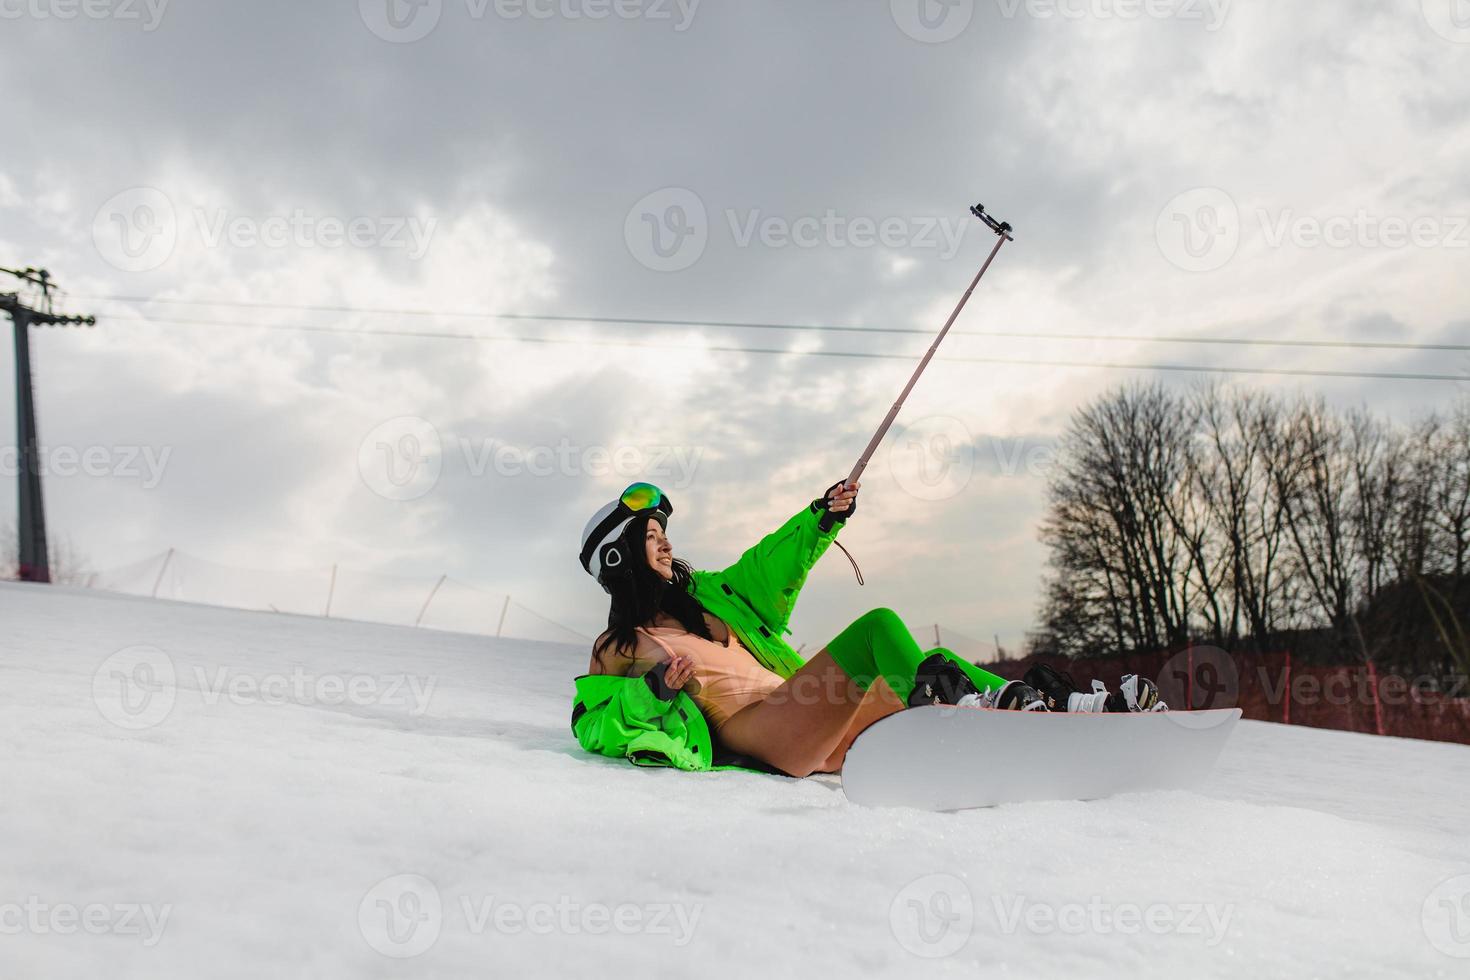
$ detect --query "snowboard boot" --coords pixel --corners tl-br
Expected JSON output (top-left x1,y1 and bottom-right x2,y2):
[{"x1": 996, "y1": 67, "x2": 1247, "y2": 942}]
[
  {"x1": 907, "y1": 653, "x2": 979, "y2": 707},
  {"x1": 1114, "y1": 673, "x2": 1167, "y2": 712},
  {"x1": 958, "y1": 680, "x2": 1048, "y2": 712},
  {"x1": 1023, "y1": 664, "x2": 1168, "y2": 713}
]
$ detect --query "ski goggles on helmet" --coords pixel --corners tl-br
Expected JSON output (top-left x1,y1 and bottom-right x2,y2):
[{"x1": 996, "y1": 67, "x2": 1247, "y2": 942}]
[{"x1": 579, "y1": 482, "x2": 674, "y2": 580}]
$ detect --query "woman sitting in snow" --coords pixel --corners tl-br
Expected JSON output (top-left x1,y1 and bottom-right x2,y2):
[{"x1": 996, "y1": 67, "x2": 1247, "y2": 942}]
[{"x1": 571, "y1": 482, "x2": 1161, "y2": 777}]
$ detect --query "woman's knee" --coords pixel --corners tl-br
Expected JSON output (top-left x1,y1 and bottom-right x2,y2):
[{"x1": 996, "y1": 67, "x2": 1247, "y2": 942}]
[{"x1": 860, "y1": 606, "x2": 904, "y2": 634}]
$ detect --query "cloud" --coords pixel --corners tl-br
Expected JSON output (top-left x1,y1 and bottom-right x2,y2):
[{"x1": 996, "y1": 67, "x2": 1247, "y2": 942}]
[{"x1": 1, "y1": 0, "x2": 1466, "y2": 650}]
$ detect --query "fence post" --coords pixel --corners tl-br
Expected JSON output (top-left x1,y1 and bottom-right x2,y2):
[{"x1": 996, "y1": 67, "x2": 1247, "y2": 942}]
[
  {"x1": 1283, "y1": 650, "x2": 1291, "y2": 725},
  {"x1": 150, "y1": 548, "x2": 175, "y2": 599},
  {"x1": 495, "y1": 595, "x2": 511, "y2": 638},
  {"x1": 1186, "y1": 644, "x2": 1193, "y2": 711},
  {"x1": 325, "y1": 563, "x2": 337, "y2": 618},
  {"x1": 415, "y1": 574, "x2": 447, "y2": 628},
  {"x1": 1367, "y1": 660, "x2": 1386, "y2": 736}
]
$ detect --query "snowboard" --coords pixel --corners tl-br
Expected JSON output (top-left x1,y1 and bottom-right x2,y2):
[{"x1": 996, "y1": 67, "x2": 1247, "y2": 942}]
[{"x1": 841, "y1": 705, "x2": 1242, "y2": 810}]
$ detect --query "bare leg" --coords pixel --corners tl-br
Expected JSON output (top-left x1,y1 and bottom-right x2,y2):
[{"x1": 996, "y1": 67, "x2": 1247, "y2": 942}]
[
  {"x1": 718, "y1": 650, "x2": 906, "y2": 777},
  {"x1": 814, "y1": 677, "x2": 906, "y2": 774}
]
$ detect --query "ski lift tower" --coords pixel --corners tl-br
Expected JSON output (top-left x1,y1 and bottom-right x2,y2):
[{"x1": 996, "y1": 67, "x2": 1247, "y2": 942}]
[{"x1": 1, "y1": 267, "x2": 95, "y2": 583}]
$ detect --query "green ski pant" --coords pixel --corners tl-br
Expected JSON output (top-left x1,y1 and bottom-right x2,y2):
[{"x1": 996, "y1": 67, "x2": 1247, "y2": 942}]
[{"x1": 823, "y1": 607, "x2": 1006, "y2": 704}]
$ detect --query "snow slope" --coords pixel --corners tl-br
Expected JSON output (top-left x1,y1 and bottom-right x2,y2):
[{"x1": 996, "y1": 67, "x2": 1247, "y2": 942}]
[{"x1": 2, "y1": 581, "x2": 1468, "y2": 979}]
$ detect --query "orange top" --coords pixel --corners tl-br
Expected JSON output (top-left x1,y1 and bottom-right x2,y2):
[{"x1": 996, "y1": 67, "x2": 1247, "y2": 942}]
[{"x1": 634, "y1": 625, "x2": 785, "y2": 732}]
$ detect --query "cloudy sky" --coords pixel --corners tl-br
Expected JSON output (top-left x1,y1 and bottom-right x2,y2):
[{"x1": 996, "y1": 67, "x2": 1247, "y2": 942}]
[{"x1": 1, "y1": 0, "x2": 1468, "y2": 654}]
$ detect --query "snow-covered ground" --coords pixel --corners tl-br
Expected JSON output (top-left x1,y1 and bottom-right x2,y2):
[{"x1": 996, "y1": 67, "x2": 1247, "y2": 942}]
[{"x1": 3, "y1": 581, "x2": 1469, "y2": 979}]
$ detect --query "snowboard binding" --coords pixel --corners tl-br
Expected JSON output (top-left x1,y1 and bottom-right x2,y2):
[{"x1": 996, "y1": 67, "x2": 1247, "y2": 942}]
[
  {"x1": 1022, "y1": 663, "x2": 1168, "y2": 713},
  {"x1": 909, "y1": 654, "x2": 1048, "y2": 711}
]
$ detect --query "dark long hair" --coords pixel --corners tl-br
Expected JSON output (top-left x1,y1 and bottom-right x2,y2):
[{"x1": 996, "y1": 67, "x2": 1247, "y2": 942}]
[{"x1": 591, "y1": 513, "x2": 711, "y2": 665}]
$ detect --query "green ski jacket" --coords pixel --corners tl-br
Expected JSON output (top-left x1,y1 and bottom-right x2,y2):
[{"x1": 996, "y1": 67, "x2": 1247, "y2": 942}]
[{"x1": 570, "y1": 499, "x2": 844, "y2": 772}]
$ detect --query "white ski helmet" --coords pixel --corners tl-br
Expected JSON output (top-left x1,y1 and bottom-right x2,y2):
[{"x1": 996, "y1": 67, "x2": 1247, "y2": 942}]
[{"x1": 579, "y1": 482, "x2": 673, "y2": 591}]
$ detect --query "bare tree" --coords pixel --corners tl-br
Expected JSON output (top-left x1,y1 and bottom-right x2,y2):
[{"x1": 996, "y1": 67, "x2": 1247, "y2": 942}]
[{"x1": 1038, "y1": 383, "x2": 1194, "y2": 655}]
